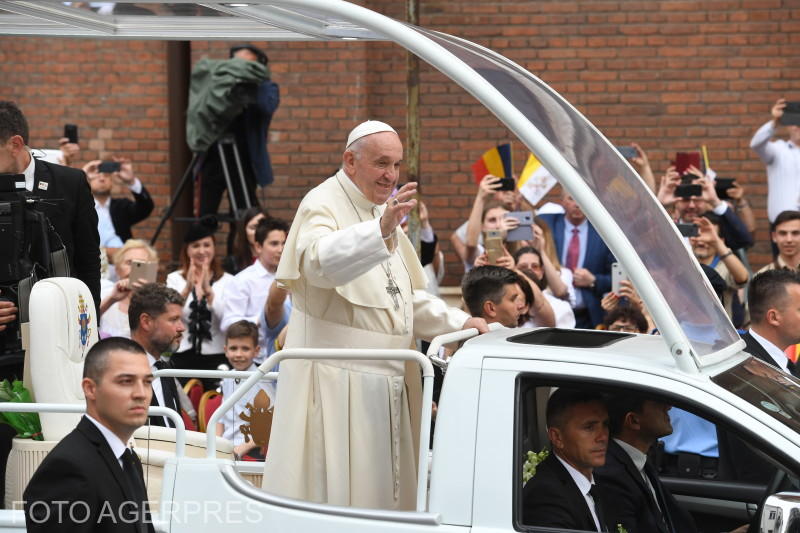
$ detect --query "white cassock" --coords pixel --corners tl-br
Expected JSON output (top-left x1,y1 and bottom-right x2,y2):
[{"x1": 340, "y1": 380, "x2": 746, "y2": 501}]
[{"x1": 262, "y1": 169, "x2": 469, "y2": 510}]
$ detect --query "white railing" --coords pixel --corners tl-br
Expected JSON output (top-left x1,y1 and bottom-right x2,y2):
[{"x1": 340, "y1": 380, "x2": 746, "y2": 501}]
[{"x1": 0, "y1": 404, "x2": 186, "y2": 455}]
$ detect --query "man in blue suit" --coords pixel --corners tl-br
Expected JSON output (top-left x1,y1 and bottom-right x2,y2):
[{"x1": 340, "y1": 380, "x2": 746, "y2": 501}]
[{"x1": 540, "y1": 192, "x2": 615, "y2": 328}]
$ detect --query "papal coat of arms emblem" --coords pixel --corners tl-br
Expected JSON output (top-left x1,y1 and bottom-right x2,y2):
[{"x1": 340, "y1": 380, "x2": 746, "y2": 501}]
[{"x1": 77, "y1": 294, "x2": 92, "y2": 351}]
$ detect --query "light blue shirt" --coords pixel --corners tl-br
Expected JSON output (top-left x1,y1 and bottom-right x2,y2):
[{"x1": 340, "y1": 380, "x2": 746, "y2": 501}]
[
  {"x1": 661, "y1": 408, "x2": 719, "y2": 457},
  {"x1": 259, "y1": 298, "x2": 292, "y2": 363},
  {"x1": 561, "y1": 219, "x2": 588, "y2": 309}
]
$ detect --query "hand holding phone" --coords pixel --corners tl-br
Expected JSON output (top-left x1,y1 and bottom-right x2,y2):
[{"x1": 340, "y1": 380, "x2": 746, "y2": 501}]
[
  {"x1": 129, "y1": 260, "x2": 157, "y2": 284},
  {"x1": 63, "y1": 124, "x2": 78, "y2": 144},
  {"x1": 484, "y1": 230, "x2": 504, "y2": 265},
  {"x1": 98, "y1": 161, "x2": 121, "y2": 173},
  {"x1": 505, "y1": 211, "x2": 534, "y2": 241}
]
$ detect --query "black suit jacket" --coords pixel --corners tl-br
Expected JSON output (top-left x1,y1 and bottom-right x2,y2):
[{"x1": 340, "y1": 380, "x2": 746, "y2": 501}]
[
  {"x1": 32, "y1": 158, "x2": 101, "y2": 306},
  {"x1": 109, "y1": 185, "x2": 154, "y2": 242},
  {"x1": 23, "y1": 416, "x2": 154, "y2": 532},
  {"x1": 740, "y1": 331, "x2": 799, "y2": 378},
  {"x1": 595, "y1": 439, "x2": 696, "y2": 533},
  {"x1": 522, "y1": 453, "x2": 611, "y2": 531},
  {"x1": 717, "y1": 331, "x2": 797, "y2": 485}
]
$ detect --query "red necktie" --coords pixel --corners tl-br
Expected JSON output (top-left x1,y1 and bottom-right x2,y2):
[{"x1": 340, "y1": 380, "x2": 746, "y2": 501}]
[{"x1": 566, "y1": 228, "x2": 580, "y2": 271}]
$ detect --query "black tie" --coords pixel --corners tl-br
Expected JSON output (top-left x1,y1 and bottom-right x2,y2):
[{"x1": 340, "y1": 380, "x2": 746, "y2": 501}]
[
  {"x1": 121, "y1": 449, "x2": 148, "y2": 533},
  {"x1": 154, "y1": 360, "x2": 179, "y2": 427},
  {"x1": 588, "y1": 484, "x2": 609, "y2": 532},
  {"x1": 644, "y1": 459, "x2": 675, "y2": 533}
]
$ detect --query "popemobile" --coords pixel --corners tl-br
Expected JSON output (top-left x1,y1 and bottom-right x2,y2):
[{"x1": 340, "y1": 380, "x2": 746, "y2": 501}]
[{"x1": 0, "y1": 1, "x2": 798, "y2": 532}]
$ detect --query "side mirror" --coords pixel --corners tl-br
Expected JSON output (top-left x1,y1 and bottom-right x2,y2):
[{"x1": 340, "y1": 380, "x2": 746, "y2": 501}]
[{"x1": 761, "y1": 493, "x2": 800, "y2": 533}]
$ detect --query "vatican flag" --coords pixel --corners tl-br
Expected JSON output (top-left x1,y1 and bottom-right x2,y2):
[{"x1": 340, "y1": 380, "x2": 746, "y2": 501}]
[{"x1": 517, "y1": 153, "x2": 557, "y2": 206}]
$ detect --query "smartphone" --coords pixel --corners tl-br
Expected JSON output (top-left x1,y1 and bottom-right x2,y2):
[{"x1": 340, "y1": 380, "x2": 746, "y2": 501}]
[
  {"x1": 484, "y1": 230, "x2": 504, "y2": 265},
  {"x1": 616, "y1": 146, "x2": 637, "y2": 159},
  {"x1": 505, "y1": 210, "x2": 534, "y2": 241},
  {"x1": 780, "y1": 102, "x2": 800, "y2": 126},
  {"x1": 714, "y1": 177, "x2": 735, "y2": 200},
  {"x1": 98, "y1": 161, "x2": 121, "y2": 173},
  {"x1": 611, "y1": 262, "x2": 628, "y2": 294},
  {"x1": 675, "y1": 184, "x2": 702, "y2": 199},
  {"x1": 679, "y1": 175, "x2": 696, "y2": 185},
  {"x1": 677, "y1": 223, "x2": 699, "y2": 238},
  {"x1": 674, "y1": 151, "x2": 701, "y2": 175},
  {"x1": 497, "y1": 177, "x2": 516, "y2": 191},
  {"x1": 129, "y1": 260, "x2": 158, "y2": 284},
  {"x1": 63, "y1": 124, "x2": 78, "y2": 144}
]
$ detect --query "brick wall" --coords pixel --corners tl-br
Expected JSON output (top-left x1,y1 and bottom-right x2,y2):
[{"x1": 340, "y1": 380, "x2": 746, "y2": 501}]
[{"x1": 1, "y1": 0, "x2": 798, "y2": 286}]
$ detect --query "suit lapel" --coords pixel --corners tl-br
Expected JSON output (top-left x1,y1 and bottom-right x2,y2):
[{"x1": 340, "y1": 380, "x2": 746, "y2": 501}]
[
  {"x1": 553, "y1": 216, "x2": 566, "y2": 259},
  {"x1": 77, "y1": 416, "x2": 137, "y2": 503},
  {"x1": 32, "y1": 158, "x2": 51, "y2": 194},
  {"x1": 609, "y1": 441, "x2": 669, "y2": 533},
  {"x1": 551, "y1": 455, "x2": 598, "y2": 530}
]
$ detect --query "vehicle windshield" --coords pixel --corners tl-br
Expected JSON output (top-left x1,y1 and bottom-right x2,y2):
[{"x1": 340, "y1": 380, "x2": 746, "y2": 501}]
[
  {"x1": 712, "y1": 357, "x2": 800, "y2": 434},
  {"x1": 413, "y1": 26, "x2": 740, "y2": 357}
]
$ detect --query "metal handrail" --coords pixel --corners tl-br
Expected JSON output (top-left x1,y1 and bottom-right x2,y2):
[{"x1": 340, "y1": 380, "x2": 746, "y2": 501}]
[
  {"x1": 0, "y1": 404, "x2": 186, "y2": 456},
  {"x1": 426, "y1": 322, "x2": 505, "y2": 371},
  {"x1": 153, "y1": 369, "x2": 278, "y2": 381},
  {"x1": 204, "y1": 347, "x2": 435, "y2": 513}
]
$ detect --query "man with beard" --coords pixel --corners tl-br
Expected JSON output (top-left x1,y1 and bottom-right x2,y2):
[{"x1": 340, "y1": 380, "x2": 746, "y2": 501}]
[
  {"x1": 129, "y1": 284, "x2": 185, "y2": 427},
  {"x1": 595, "y1": 394, "x2": 698, "y2": 533}
]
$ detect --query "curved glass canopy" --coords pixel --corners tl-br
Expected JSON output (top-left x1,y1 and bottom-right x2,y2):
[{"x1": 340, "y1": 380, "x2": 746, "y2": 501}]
[{"x1": 0, "y1": 0, "x2": 742, "y2": 362}]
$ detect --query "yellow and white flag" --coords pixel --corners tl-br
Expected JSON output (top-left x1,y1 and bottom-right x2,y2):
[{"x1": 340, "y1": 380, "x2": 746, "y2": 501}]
[{"x1": 517, "y1": 153, "x2": 557, "y2": 206}]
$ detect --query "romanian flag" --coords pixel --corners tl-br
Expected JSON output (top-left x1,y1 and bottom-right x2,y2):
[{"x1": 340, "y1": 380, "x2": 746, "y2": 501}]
[
  {"x1": 517, "y1": 153, "x2": 557, "y2": 206},
  {"x1": 472, "y1": 143, "x2": 513, "y2": 183}
]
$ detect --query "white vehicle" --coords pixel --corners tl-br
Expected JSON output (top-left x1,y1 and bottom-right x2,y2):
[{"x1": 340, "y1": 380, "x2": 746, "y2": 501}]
[{"x1": 0, "y1": 1, "x2": 798, "y2": 532}]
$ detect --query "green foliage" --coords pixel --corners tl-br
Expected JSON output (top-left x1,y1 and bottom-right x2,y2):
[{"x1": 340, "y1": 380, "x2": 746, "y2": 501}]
[{"x1": 0, "y1": 380, "x2": 43, "y2": 440}]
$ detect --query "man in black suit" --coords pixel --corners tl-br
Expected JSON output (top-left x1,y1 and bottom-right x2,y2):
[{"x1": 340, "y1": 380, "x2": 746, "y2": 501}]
[
  {"x1": 523, "y1": 388, "x2": 612, "y2": 531},
  {"x1": 129, "y1": 283, "x2": 186, "y2": 428},
  {"x1": 741, "y1": 269, "x2": 800, "y2": 377},
  {"x1": 83, "y1": 158, "x2": 154, "y2": 247},
  {"x1": 0, "y1": 101, "x2": 101, "y2": 309},
  {"x1": 717, "y1": 269, "x2": 800, "y2": 488},
  {"x1": 539, "y1": 192, "x2": 616, "y2": 329},
  {"x1": 24, "y1": 337, "x2": 154, "y2": 532},
  {"x1": 595, "y1": 394, "x2": 698, "y2": 533}
]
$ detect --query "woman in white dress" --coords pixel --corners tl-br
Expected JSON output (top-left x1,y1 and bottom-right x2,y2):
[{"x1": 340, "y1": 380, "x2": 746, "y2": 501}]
[
  {"x1": 98, "y1": 239, "x2": 158, "y2": 338},
  {"x1": 166, "y1": 217, "x2": 233, "y2": 382}
]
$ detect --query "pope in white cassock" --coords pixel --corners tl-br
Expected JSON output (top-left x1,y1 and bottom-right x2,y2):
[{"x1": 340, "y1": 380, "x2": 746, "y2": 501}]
[{"x1": 262, "y1": 121, "x2": 488, "y2": 510}]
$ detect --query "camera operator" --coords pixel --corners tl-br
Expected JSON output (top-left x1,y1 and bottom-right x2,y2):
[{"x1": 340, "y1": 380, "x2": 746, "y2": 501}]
[
  {"x1": 83, "y1": 157, "x2": 154, "y2": 262},
  {"x1": 0, "y1": 101, "x2": 101, "y2": 312},
  {"x1": 198, "y1": 44, "x2": 280, "y2": 216}
]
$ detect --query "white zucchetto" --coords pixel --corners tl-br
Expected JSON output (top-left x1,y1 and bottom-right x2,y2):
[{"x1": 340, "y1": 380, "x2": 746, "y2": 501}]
[{"x1": 345, "y1": 120, "x2": 398, "y2": 149}]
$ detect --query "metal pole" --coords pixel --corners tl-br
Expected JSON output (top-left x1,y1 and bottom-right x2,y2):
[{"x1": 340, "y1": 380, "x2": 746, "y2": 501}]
[{"x1": 406, "y1": 0, "x2": 421, "y2": 257}]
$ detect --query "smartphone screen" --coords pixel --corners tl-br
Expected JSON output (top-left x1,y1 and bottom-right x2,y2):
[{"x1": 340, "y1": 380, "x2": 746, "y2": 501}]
[
  {"x1": 63, "y1": 124, "x2": 78, "y2": 144},
  {"x1": 675, "y1": 184, "x2": 702, "y2": 199},
  {"x1": 677, "y1": 223, "x2": 699, "y2": 238},
  {"x1": 98, "y1": 161, "x2": 121, "y2": 173},
  {"x1": 616, "y1": 146, "x2": 637, "y2": 159}
]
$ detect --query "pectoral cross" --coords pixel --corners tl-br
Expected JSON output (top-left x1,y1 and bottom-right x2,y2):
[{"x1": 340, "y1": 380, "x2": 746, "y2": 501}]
[{"x1": 386, "y1": 277, "x2": 401, "y2": 311}]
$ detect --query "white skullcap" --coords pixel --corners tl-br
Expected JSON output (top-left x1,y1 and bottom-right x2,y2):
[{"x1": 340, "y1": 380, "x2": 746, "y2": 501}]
[{"x1": 345, "y1": 120, "x2": 397, "y2": 149}]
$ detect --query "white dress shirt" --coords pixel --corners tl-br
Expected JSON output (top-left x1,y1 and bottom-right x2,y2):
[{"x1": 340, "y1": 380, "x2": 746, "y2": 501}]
[
  {"x1": 22, "y1": 152, "x2": 35, "y2": 192},
  {"x1": 615, "y1": 438, "x2": 660, "y2": 511},
  {"x1": 750, "y1": 120, "x2": 800, "y2": 222},
  {"x1": 85, "y1": 414, "x2": 128, "y2": 468},
  {"x1": 147, "y1": 352, "x2": 171, "y2": 427},
  {"x1": 748, "y1": 328, "x2": 791, "y2": 373},
  {"x1": 222, "y1": 259, "x2": 277, "y2": 360},
  {"x1": 555, "y1": 453, "x2": 603, "y2": 532}
]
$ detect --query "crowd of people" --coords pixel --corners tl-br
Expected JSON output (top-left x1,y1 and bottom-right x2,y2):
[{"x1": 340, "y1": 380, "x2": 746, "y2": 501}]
[{"x1": 2, "y1": 86, "x2": 800, "y2": 530}]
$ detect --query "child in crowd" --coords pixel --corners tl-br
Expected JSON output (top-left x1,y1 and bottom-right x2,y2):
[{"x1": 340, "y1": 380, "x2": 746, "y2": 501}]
[{"x1": 216, "y1": 320, "x2": 275, "y2": 459}]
